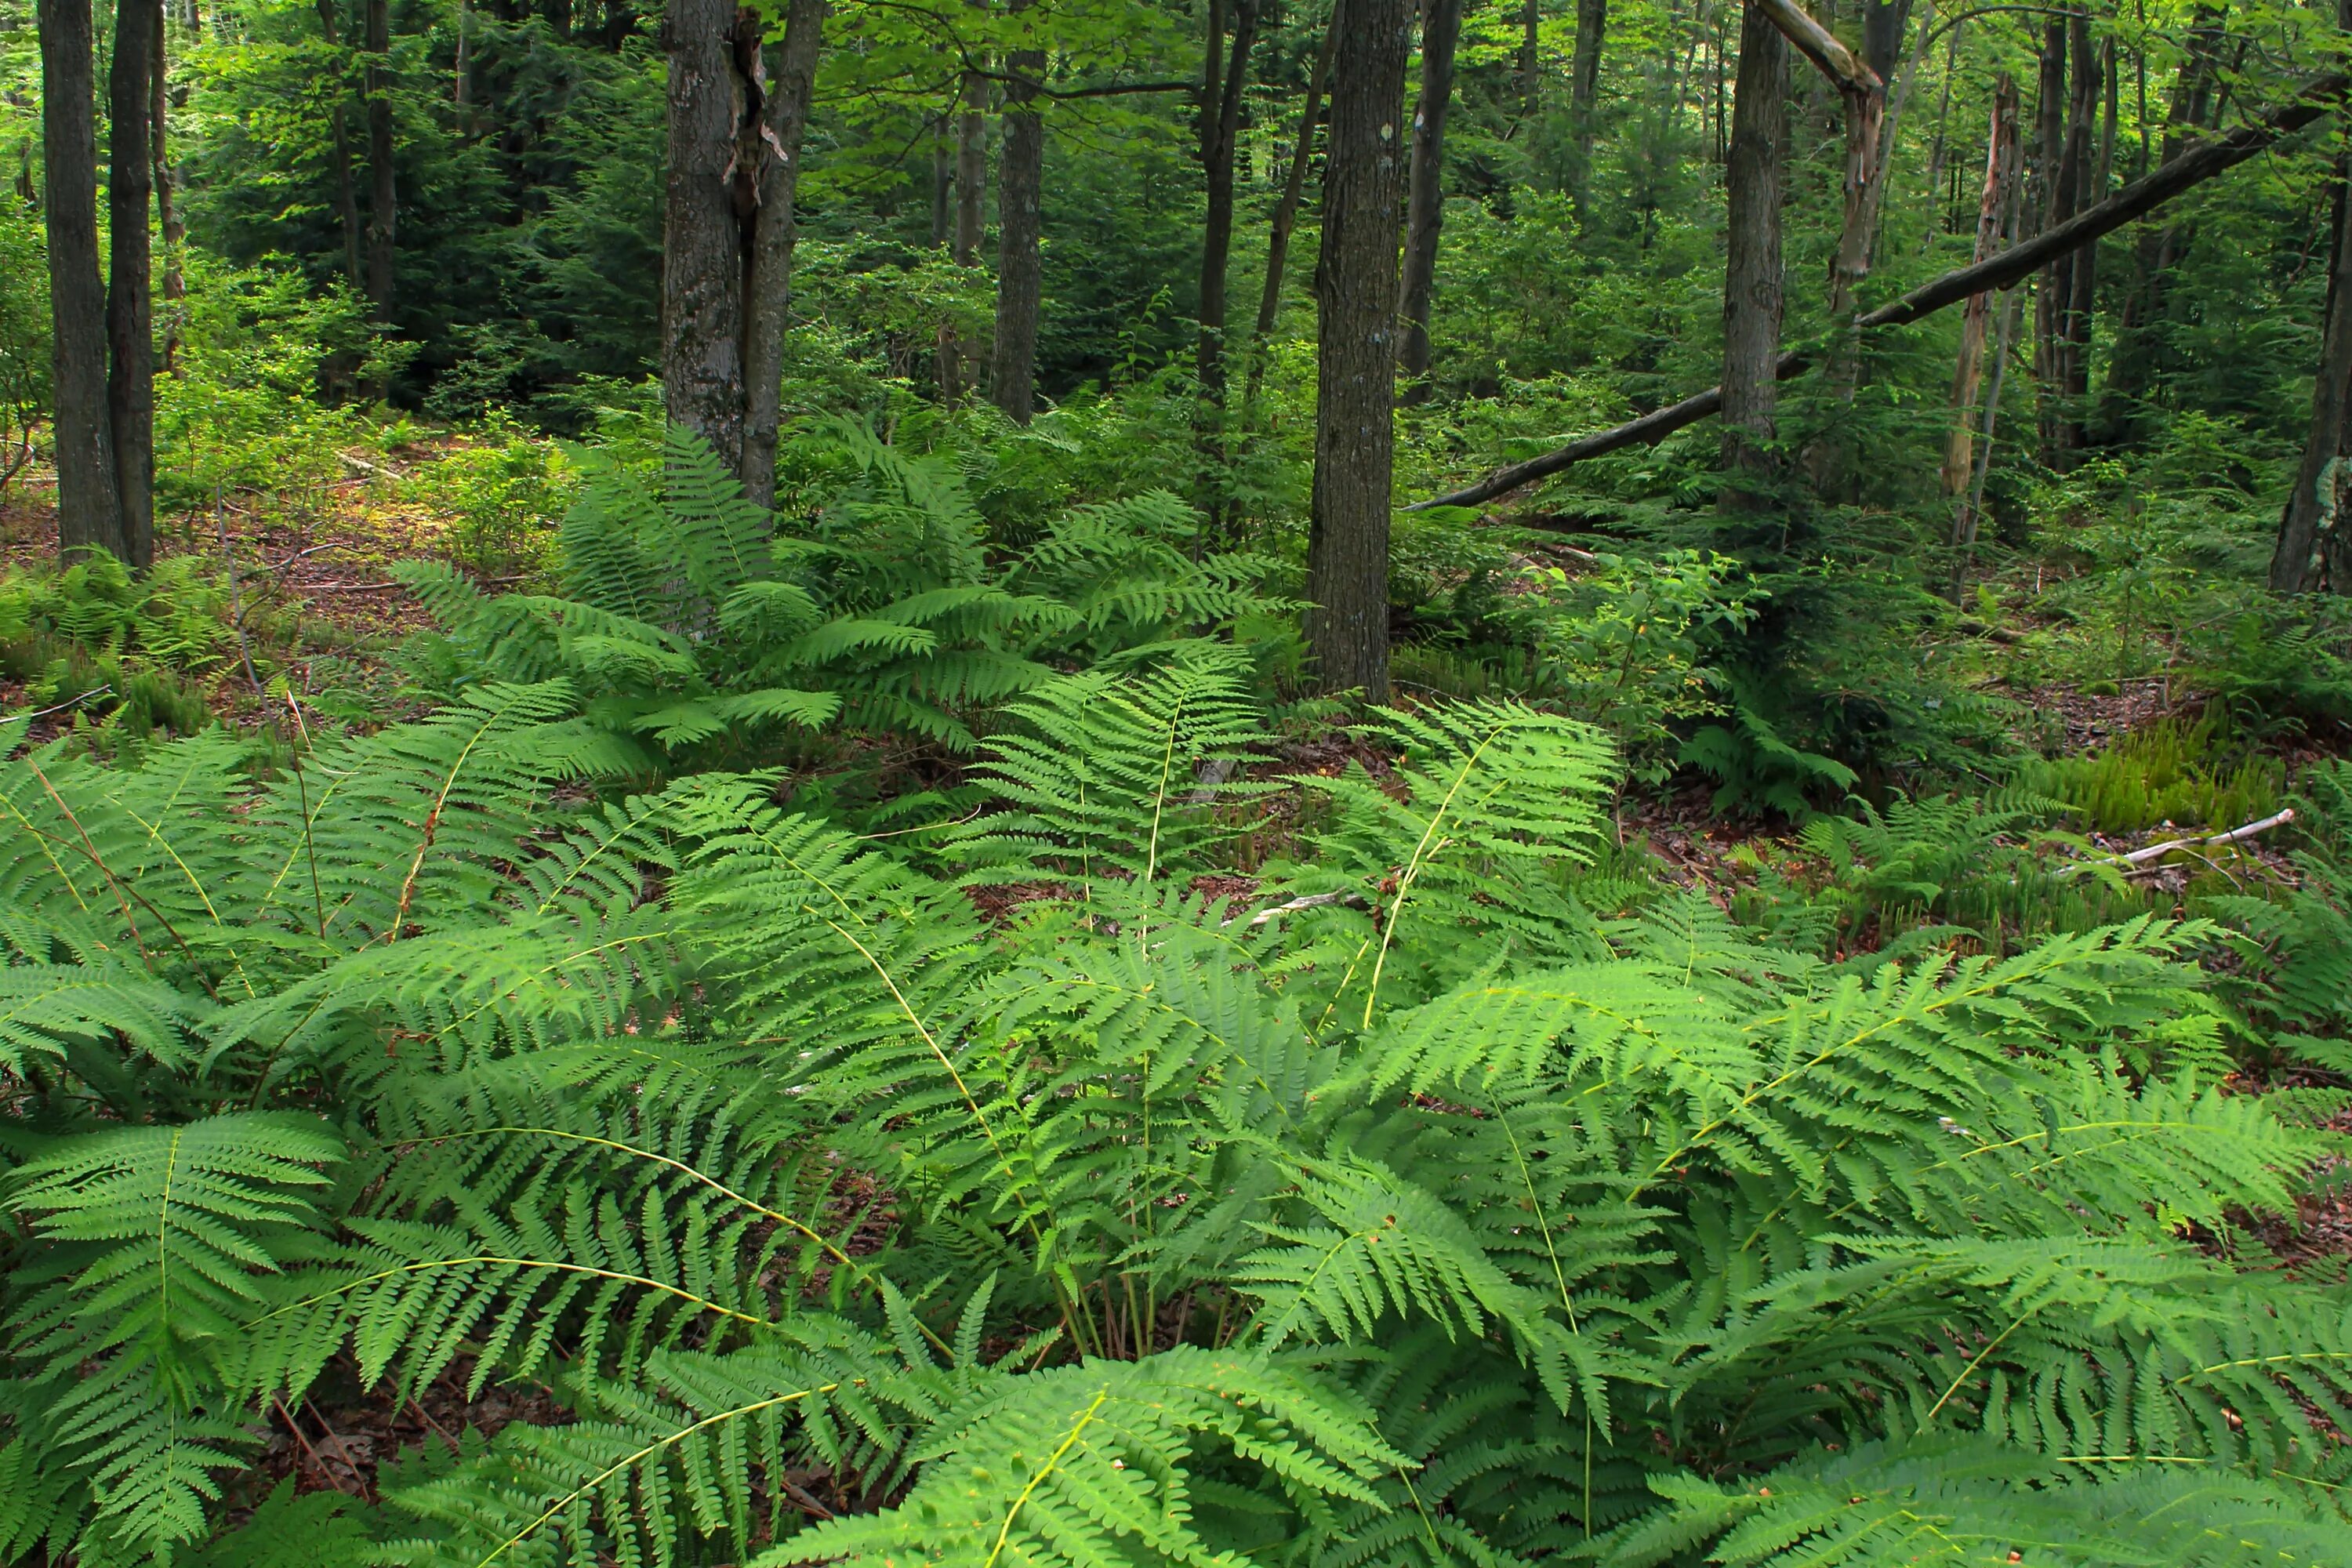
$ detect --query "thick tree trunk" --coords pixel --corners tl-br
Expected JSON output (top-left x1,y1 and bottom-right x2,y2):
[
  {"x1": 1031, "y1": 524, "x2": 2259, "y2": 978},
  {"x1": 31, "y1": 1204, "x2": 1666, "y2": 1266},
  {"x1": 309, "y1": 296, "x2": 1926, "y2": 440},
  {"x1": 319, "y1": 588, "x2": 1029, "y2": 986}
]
[
  {"x1": 1569, "y1": 0, "x2": 1605, "y2": 198},
  {"x1": 739, "y1": 0, "x2": 826, "y2": 506},
  {"x1": 989, "y1": 0, "x2": 1044, "y2": 424},
  {"x1": 1196, "y1": 0, "x2": 1260, "y2": 410},
  {"x1": 1305, "y1": 0, "x2": 1412, "y2": 699},
  {"x1": 1944, "y1": 72, "x2": 2020, "y2": 496},
  {"x1": 317, "y1": 0, "x2": 365, "y2": 289},
  {"x1": 1720, "y1": 0, "x2": 1788, "y2": 506},
  {"x1": 39, "y1": 0, "x2": 125, "y2": 563},
  {"x1": 107, "y1": 0, "x2": 158, "y2": 568},
  {"x1": 1860, "y1": 0, "x2": 1907, "y2": 85},
  {"x1": 363, "y1": 0, "x2": 395, "y2": 325},
  {"x1": 662, "y1": 0, "x2": 752, "y2": 469},
  {"x1": 1397, "y1": 0, "x2": 1464, "y2": 401},
  {"x1": 1243, "y1": 9, "x2": 1335, "y2": 408},
  {"x1": 152, "y1": 0, "x2": 184, "y2": 376}
]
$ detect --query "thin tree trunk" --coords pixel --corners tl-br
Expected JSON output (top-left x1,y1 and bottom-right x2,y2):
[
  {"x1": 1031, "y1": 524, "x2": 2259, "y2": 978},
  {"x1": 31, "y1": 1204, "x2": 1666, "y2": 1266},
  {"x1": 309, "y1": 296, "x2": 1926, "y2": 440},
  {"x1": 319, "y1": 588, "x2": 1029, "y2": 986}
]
[
  {"x1": 456, "y1": 0, "x2": 471, "y2": 106},
  {"x1": 1945, "y1": 72, "x2": 2019, "y2": 496},
  {"x1": 2051, "y1": 13, "x2": 2100, "y2": 459},
  {"x1": 1521, "y1": 0, "x2": 1542, "y2": 121},
  {"x1": 317, "y1": 0, "x2": 365, "y2": 288},
  {"x1": 1397, "y1": 0, "x2": 1464, "y2": 401},
  {"x1": 930, "y1": 112, "x2": 951, "y2": 245},
  {"x1": 106, "y1": 0, "x2": 157, "y2": 569},
  {"x1": 1951, "y1": 282, "x2": 2022, "y2": 591},
  {"x1": 739, "y1": 0, "x2": 826, "y2": 506},
  {"x1": 38, "y1": 0, "x2": 125, "y2": 562},
  {"x1": 362, "y1": 0, "x2": 395, "y2": 327},
  {"x1": 1918, "y1": 17, "x2": 1960, "y2": 248},
  {"x1": 1243, "y1": 9, "x2": 1335, "y2": 408},
  {"x1": 152, "y1": 0, "x2": 184, "y2": 376},
  {"x1": 1720, "y1": 0, "x2": 1788, "y2": 506},
  {"x1": 1305, "y1": 0, "x2": 1412, "y2": 699},
  {"x1": 939, "y1": 64, "x2": 985, "y2": 402},
  {"x1": 1569, "y1": 0, "x2": 1606, "y2": 201},
  {"x1": 989, "y1": 0, "x2": 1044, "y2": 423},
  {"x1": 662, "y1": 0, "x2": 751, "y2": 468},
  {"x1": 1196, "y1": 0, "x2": 1260, "y2": 411}
]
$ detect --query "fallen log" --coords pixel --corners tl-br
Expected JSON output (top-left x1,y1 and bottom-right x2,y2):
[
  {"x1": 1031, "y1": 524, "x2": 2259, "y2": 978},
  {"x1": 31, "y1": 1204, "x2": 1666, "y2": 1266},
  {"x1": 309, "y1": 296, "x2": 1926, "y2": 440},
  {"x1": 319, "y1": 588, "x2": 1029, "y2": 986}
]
[{"x1": 1411, "y1": 73, "x2": 2348, "y2": 514}]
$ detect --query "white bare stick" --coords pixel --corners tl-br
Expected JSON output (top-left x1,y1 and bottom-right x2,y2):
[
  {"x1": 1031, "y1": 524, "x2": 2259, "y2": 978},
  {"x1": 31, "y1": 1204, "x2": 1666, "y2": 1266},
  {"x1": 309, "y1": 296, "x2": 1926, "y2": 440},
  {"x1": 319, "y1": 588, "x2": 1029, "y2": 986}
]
[{"x1": 2056, "y1": 808, "x2": 2296, "y2": 879}]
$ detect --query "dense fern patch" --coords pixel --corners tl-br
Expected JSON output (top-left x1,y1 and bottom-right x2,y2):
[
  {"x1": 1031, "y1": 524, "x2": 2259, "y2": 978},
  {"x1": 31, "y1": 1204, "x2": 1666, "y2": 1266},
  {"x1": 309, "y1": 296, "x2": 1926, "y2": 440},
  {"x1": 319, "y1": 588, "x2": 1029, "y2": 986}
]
[{"x1": 3, "y1": 659, "x2": 2350, "y2": 1566}]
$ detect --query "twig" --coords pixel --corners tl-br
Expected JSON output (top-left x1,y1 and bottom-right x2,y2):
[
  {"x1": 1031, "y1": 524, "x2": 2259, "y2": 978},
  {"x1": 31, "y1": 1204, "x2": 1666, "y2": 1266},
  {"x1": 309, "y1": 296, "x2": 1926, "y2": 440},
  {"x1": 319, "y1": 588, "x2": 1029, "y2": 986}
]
[
  {"x1": 271, "y1": 1396, "x2": 362, "y2": 1498},
  {"x1": 303, "y1": 1398, "x2": 376, "y2": 1501},
  {"x1": 2056, "y1": 808, "x2": 2296, "y2": 879},
  {"x1": 1234, "y1": 889, "x2": 1374, "y2": 927},
  {"x1": 406, "y1": 1395, "x2": 463, "y2": 1455},
  {"x1": 23, "y1": 685, "x2": 111, "y2": 720}
]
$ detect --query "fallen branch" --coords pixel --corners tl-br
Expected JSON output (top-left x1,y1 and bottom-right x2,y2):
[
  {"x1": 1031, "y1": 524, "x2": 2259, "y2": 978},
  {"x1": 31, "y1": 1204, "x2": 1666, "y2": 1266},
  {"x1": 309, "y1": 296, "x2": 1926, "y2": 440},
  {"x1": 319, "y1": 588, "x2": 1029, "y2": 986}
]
[
  {"x1": 2056, "y1": 808, "x2": 2296, "y2": 879},
  {"x1": 1412, "y1": 73, "x2": 2348, "y2": 513},
  {"x1": 1237, "y1": 889, "x2": 1373, "y2": 927}
]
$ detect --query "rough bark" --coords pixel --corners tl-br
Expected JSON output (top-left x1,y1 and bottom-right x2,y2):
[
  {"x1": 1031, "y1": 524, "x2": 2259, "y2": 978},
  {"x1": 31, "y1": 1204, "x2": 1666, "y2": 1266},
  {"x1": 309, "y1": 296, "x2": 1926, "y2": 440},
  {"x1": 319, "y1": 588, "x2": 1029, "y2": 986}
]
[
  {"x1": 2272, "y1": 1, "x2": 2352, "y2": 592},
  {"x1": 1720, "y1": 0, "x2": 1788, "y2": 505},
  {"x1": 1196, "y1": 0, "x2": 1261, "y2": 410},
  {"x1": 1305, "y1": 0, "x2": 1412, "y2": 699},
  {"x1": 317, "y1": 0, "x2": 365, "y2": 289},
  {"x1": 363, "y1": 0, "x2": 395, "y2": 323},
  {"x1": 662, "y1": 0, "x2": 752, "y2": 470},
  {"x1": 152, "y1": 0, "x2": 185, "y2": 376},
  {"x1": 1944, "y1": 72, "x2": 2019, "y2": 497},
  {"x1": 38, "y1": 0, "x2": 125, "y2": 563},
  {"x1": 740, "y1": 0, "x2": 826, "y2": 505},
  {"x1": 1397, "y1": 0, "x2": 1464, "y2": 400},
  {"x1": 1410, "y1": 71, "x2": 2351, "y2": 510},
  {"x1": 989, "y1": 0, "x2": 1044, "y2": 424},
  {"x1": 107, "y1": 0, "x2": 157, "y2": 569},
  {"x1": 1569, "y1": 0, "x2": 1605, "y2": 196},
  {"x1": 1243, "y1": 9, "x2": 1335, "y2": 408},
  {"x1": 1860, "y1": 0, "x2": 1907, "y2": 85}
]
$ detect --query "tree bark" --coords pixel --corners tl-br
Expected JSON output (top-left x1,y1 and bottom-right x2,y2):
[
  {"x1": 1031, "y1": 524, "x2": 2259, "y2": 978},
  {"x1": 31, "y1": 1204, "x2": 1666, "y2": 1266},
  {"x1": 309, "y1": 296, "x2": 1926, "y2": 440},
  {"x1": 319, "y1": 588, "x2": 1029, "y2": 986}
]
[
  {"x1": 2051, "y1": 13, "x2": 2100, "y2": 459},
  {"x1": 2102, "y1": 7, "x2": 2217, "y2": 437},
  {"x1": 1568, "y1": 0, "x2": 1605, "y2": 199},
  {"x1": 107, "y1": 0, "x2": 157, "y2": 568},
  {"x1": 1720, "y1": 0, "x2": 1788, "y2": 506},
  {"x1": 363, "y1": 0, "x2": 395, "y2": 326},
  {"x1": 2030, "y1": 15, "x2": 2066, "y2": 437},
  {"x1": 1305, "y1": 0, "x2": 1412, "y2": 698},
  {"x1": 989, "y1": 0, "x2": 1044, "y2": 423},
  {"x1": 317, "y1": 0, "x2": 365, "y2": 289},
  {"x1": 1243, "y1": 8, "x2": 1336, "y2": 408},
  {"x1": 740, "y1": 0, "x2": 826, "y2": 505},
  {"x1": 662, "y1": 0, "x2": 752, "y2": 469},
  {"x1": 39, "y1": 0, "x2": 125, "y2": 563},
  {"x1": 1196, "y1": 0, "x2": 1260, "y2": 411},
  {"x1": 1944, "y1": 71, "x2": 2019, "y2": 496},
  {"x1": 2272, "y1": 0, "x2": 2352, "y2": 593},
  {"x1": 938, "y1": 63, "x2": 985, "y2": 403},
  {"x1": 1411, "y1": 70, "x2": 2352, "y2": 510},
  {"x1": 152, "y1": 0, "x2": 184, "y2": 376},
  {"x1": 1397, "y1": 0, "x2": 1464, "y2": 401}
]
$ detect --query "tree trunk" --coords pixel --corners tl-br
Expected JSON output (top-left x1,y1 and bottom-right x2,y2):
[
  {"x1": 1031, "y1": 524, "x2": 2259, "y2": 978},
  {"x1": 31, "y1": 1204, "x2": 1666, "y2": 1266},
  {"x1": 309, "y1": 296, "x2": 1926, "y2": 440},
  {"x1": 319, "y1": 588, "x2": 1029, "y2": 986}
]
[
  {"x1": 989, "y1": 3, "x2": 1044, "y2": 424},
  {"x1": 2052, "y1": 14, "x2": 2100, "y2": 458},
  {"x1": 1944, "y1": 72, "x2": 2019, "y2": 496},
  {"x1": 930, "y1": 113, "x2": 951, "y2": 246},
  {"x1": 662, "y1": 0, "x2": 752, "y2": 469},
  {"x1": 1860, "y1": 0, "x2": 1907, "y2": 85},
  {"x1": 1521, "y1": 0, "x2": 1541, "y2": 122},
  {"x1": 106, "y1": 0, "x2": 157, "y2": 568},
  {"x1": 2272, "y1": 0, "x2": 2352, "y2": 592},
  {"x1": 1196, "y1": 0, "x2": 1260, "y2": 411},
  {"x1": 938, "y1": 64, "x2": 985, "y2": 403},
  {"x1": 1397, "y1": 0, "x2": 1464, "y2": 401},
  {"x1": 1720, "y1": 0, "x2": 1787, "y2": 506},
  {"x1": 1305, "y1": 0, "x2": 1412, "y2": 699},
  {"x1": 363, "y1": 0, "x2": 395, "y2": 326},
  {"x1": 2030, "y1": 15, "x2": 2066, "y2": 437},
  {"x1": 1569, "y1": 0, "x2": 1605, "y2": 199},
  {"x1": 1243, "y1": 9, "x2": 1336, "y2": 409},
  {"x1": 317, "y1": 0, "x2": 365, "y2": 289},
  {"x1": 152, "y1": 0, "x2": 184, "y2": 377},
  {"x1": 739, "y1": 0, "x2": 826, "y2": 506},
  {"x1": 39, "y1": 0, "x2": 125, "y2": 563}
]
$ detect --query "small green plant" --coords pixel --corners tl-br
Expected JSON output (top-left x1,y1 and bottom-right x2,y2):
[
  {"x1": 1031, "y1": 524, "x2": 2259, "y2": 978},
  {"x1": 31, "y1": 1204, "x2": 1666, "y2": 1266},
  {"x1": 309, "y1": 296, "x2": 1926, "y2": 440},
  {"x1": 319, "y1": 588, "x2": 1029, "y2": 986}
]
[
  {"x1": 1679, "y1": 684, "x2": 1860, "y2": 818},
  {"x1": 0, "y1": 194, "x2": 46, "y2": 500},
  {"x1": 2022, "y1": 710, "x2": 2284, "y2": 835},
  {"x1": 401, "y1": 412, "x2": 576, "y2": 578}
]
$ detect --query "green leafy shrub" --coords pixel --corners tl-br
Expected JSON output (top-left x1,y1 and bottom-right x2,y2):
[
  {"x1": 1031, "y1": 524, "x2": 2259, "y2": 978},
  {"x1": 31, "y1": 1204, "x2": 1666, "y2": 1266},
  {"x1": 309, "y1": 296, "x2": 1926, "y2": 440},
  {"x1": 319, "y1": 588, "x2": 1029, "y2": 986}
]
[
  {"x1": 2022, "y1": 711, "x2": 2285, "y2": 835},
  {"x1": 0, "y1": 193, "x2": 46, "y2": 499},
  {"x1": 3, "y1": 662, "x2": 2347, "y2": 1565},
  {"x1": 399, "y1": 411, "x2": 576, "y2": 578},
  {"x1": 0, "y1": 554, "x2": 230, "y2": 749}
]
